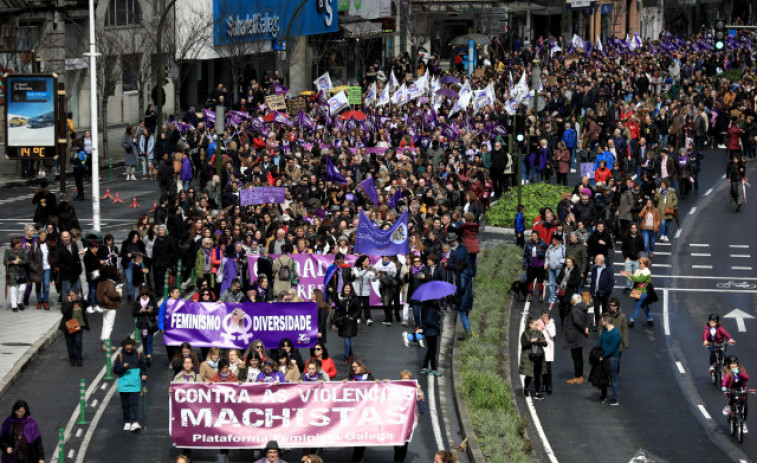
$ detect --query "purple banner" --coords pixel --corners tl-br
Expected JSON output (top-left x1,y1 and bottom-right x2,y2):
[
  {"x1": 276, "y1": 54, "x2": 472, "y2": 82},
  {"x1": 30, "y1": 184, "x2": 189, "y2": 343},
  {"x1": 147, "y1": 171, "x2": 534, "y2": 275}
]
[
  {"x1": 163, "y1": 301, "x2": 318, "y2": 349},
  {"x1": 248, "y1": 254, "x2": 388, "y2": 306},
  {"x1": 240, "y1": 187, "x2": 286, "y2": 206},
  {"x1": 580, "y1": 162, "x2": 595, "y2": 179},
  {"x1": 169, "y1": 382, "x2": 418, "y2": 449}
]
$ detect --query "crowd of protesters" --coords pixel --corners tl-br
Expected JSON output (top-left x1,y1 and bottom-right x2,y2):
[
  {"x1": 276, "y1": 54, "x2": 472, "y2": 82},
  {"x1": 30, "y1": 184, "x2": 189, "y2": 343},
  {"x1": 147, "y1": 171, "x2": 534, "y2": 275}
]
[{"x1": 8, "y1": 22, "x2": 757, "y2": 461}]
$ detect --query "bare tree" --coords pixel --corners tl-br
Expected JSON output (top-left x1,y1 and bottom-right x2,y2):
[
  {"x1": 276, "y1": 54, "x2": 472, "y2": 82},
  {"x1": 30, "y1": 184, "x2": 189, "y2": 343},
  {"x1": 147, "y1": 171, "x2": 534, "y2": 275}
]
[
  {"x1": 95, "y1": 25, "x2": 124, "y2": 157},
  {"x1": 406, "y1": 6, "x2": 443, "y2": 70},
  {"x1": 163, "y1": 0, "x2": 212, "y2": 115},
  {"x1": 121, "y1": 33, "x2": 153, "y2": 119}
]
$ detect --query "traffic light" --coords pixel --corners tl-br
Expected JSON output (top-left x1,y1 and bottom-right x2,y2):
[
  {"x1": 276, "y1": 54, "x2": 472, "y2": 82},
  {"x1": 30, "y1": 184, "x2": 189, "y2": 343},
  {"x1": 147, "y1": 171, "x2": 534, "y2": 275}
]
[{"x1": 714, "y1": 19, "x2": 726, "y2": 51}]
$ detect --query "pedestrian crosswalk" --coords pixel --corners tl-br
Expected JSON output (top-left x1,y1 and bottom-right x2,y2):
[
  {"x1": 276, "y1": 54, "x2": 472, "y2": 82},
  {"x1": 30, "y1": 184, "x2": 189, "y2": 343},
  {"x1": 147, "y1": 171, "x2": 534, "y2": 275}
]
[{"x1": 612, "y1": 242, "x2": 753, "y2": 273}]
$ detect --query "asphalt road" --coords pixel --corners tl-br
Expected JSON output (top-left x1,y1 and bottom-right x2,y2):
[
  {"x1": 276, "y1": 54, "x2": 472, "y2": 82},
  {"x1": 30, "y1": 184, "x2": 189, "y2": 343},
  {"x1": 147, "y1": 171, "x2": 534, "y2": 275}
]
[
  {"x1": 513, "y1": 148, "x2": 757, "y2": 462},
  {"x1": 0, "y1": 172, "x2": 467, "y2": 463}
]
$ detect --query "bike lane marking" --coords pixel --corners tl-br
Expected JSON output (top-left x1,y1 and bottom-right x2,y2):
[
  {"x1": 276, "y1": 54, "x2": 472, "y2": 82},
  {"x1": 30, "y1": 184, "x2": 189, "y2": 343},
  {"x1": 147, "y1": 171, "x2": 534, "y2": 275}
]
[
  {"x1": 676, "y1": 362, "x2": 686, "y2": 374},
  {"x1": 698, "y1": 405, "x2": 712, "y2": 420}
]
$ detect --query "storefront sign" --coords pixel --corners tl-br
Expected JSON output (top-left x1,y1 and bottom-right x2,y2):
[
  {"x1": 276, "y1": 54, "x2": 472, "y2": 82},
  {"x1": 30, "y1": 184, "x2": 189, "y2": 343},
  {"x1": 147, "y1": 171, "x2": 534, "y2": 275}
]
[{"x1": 214, "y1": 0, "x2": 338, "y2": 45}]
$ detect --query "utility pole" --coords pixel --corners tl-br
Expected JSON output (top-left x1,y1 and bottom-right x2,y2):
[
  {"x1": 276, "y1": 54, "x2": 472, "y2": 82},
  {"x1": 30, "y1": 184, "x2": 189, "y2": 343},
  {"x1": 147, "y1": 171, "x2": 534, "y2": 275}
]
[
  {"x1": 156, "y1": 0, "x2": 178, "y2": 130},
  {"x1": 87, "y1": 0, "x2": 101, "y2": 230}
]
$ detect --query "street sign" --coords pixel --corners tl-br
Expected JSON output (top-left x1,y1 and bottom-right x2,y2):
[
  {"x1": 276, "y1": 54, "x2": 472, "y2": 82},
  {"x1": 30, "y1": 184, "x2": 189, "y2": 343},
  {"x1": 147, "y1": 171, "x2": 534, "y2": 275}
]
[
  {"x1": 4, "y1": 74, "x2": 58, "y2": 160},
  {"x1": 600, "y1": 4, "x2": 613, "y2": 14},
  {"x1": 723, "y1": 308, "x2": 754, "y2": 332}
]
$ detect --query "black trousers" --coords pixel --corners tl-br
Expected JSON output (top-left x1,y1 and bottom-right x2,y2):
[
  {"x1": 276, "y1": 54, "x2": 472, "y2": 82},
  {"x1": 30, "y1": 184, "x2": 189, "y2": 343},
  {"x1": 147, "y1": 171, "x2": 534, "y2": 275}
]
[
  {"x1": 422, "y1": 335, "x2": 438, "y2": 370},
  {"x1": 64, "y1": 330, "x2": 83, "y2": 363},
  {"x1": 394, "y1": 443, "x2": 409, "y2": 463},
  {"x1": 120, "y1": 392, "x2": 139, "y2": 423},
  {"x1": 74, "y1": 167, "x2": 85, "y2": 198},
  {"x1": 542, "y1": 361, "x2": 552, "y2": 391},
  {"x1": 524, "y1": 358, "x2": 542, "y2": 393},
  {"x1": 571, "y1": 347, "x2": 584, "y2": 378},
  {"x1": 556, "y1": 172, "x2": 568, "y2": 186},
  {"x1": 358, "y1": 295, "x2": 371, "y2": 321},
  {"x1": 594, "y1": 294, "x2": 610, "y2": 327},
  {"x1": 491, "y1": 167, "x2": 506, "y2": 196}
]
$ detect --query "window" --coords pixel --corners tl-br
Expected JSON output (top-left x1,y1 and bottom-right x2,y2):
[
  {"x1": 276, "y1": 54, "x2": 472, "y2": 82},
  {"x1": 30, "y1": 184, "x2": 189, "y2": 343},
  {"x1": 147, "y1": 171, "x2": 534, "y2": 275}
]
[
  {"x1": 106, "y1": 0, "x2": 140, "y2": 27},
  {"x1": 122, "y1": 54, "x2": 140, "y2": 91}
]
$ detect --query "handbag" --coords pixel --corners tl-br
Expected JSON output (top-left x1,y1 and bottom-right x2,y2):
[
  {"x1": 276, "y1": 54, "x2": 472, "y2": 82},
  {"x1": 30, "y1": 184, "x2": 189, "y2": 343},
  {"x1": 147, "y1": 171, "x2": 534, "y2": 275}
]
[
  {"x1": 529, "y1": 343, "x2": 545, "y2": 361},
  {"x1": 556, "y1": 287, "x2": 566, "y2": 297},
  {"x1": 665, "y1": 206, "x2": 675, "y2": 215},
  {"x1": 66, "y1": 318, "x2": 82, "y2": 334},
  {"x1": 629, "y1": 288, "x2": 642, "y2": 299}
]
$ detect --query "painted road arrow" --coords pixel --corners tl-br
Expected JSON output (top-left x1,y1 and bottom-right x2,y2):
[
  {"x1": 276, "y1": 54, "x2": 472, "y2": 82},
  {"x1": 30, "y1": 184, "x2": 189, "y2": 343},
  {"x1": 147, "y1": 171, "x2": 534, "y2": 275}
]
[{"x1": 723, "y1": 308, "x2": 755, "y2": 332}]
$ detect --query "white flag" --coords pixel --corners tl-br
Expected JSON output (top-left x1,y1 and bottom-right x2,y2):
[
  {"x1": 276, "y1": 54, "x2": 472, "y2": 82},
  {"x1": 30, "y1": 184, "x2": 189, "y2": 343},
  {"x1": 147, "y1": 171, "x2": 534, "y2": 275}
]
[
  {"x1": 407, "y1": 81, "x2": 424, "y2": 101},
  {"x1": 365, "y1": 82, "x2": 377, "y2": 106},
  {"x1": 597, "y1": 36, "x2": 603, "y2": 53},
  {"x1": 328, "y1": 91, "x2": 349, "y2": 115},
  {"x1": 513, "y1": 72, "x2": 529, "y2": 98},
  {"x1": 459, "y1": 80, "x2": 472, "y2": 100},
  {"x1": 313, "y1": 72, "x2": 332, "y2": 93},
  {"x1": 389, "y1": 71, "x2": 399, "y2": 91},
  {"x1": 391, "y1": 84, "x2": 407, "y2": 105},
  {"x1": 376, "y1": 85, "x2": 391, "y2": 107},
  {"x1": 572, "y1": 34, "x2": 584, "y2": 50}
]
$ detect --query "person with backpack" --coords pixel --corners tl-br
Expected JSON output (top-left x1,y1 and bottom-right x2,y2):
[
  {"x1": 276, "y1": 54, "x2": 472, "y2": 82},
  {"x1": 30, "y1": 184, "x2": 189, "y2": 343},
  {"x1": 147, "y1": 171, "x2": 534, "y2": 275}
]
[
  {"x1": 112, "y1": 338, "x2": 147, "y2": 431},
  {"x1": 272, "y1": 244, "x2": 298, "y2": 298},
  {"x1": 72, "y1": 143, "x2": 88, "y2": 201}
]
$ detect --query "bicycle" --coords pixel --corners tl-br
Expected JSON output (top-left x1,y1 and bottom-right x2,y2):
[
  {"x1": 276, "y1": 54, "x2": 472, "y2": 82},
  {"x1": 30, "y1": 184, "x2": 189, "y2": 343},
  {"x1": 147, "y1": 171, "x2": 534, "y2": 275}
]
[
  {"x1": 706, "y1": 343, "x2": 728, "y2": 387},
  {"x1": 716, "y1": 281, "x2": 757, "y2": 290},
  {"x1": 723, "y1": 388, "x2": 756, "y2": 443}
]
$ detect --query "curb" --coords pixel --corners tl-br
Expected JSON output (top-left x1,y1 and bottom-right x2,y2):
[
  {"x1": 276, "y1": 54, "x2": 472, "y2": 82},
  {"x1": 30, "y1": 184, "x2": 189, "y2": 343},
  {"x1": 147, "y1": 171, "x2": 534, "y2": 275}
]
[
  {"x1": 0, "y1": 321, "x2": 61, "y2": 398},
  {"x1": 481, "y1": 225, "x2": 515, "y2": 236},
  {"x1": 449, "y1": 317, "x2": 485, "y2": 463},
  {"x1": 0, "y1": 162, "x2": 127, "y2": 189}
]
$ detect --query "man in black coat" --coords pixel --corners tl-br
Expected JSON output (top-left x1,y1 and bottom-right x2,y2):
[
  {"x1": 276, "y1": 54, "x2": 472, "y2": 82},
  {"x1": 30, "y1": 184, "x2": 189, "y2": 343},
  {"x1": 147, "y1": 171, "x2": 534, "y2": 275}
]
[
  {"x1": 151, "y1": 225, "x2": 177, "y2": 296},
  {"x1": 53, "y1": 230, "x2": 83, "y2": 299},
  {"x1": 589, "y1": 254, "x2": 615, "y2": 331},
  {"x1": 490, "y1": 140, "x2": 510, "y2": 197}
]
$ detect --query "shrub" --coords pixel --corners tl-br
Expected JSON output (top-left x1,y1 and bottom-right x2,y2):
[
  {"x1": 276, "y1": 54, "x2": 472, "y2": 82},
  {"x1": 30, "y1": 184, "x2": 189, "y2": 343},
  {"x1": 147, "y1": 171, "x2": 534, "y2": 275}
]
[
  {"x1": 458, "y1": 245, "x2": 531, "y2": 462},
  {"x1": 485, "y1": 183, "x2": 571, "y2": 227}
]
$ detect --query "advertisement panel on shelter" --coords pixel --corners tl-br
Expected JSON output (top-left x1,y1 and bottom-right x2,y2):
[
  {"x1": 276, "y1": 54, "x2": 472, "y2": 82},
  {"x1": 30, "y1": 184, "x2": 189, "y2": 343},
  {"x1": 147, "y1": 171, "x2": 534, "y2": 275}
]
[{"x1": 5, "y1": 74, "x2": 56, "y2": 159}]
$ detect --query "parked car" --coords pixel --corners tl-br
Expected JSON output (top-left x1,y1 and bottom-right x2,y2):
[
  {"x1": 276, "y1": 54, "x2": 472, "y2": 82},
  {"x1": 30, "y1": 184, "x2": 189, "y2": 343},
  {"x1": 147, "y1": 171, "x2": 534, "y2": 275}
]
[
  {"x1": 29, "y1": 115, "x2": 54, "y2": 128},
  {"x1": 8, "y1": 116, "x2": 27, "y2": 127}
]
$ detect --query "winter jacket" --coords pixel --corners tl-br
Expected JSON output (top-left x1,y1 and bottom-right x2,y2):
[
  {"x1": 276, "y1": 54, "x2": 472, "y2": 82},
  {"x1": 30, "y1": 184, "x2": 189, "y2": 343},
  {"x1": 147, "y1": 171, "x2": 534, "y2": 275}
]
[
  {"x1": 536, "y1": 317, "x2": 557, "y2": 362},
  {"x1": 722, "y1": 368, "x2": 750, "y2": 390},
  {"x1": 589, "y1": 265, "x2": 615, "y2": 297},
  {"x1": 180, "y1": 157, "x2": 193, "y2": 182},
  {"x1": 460, "y1": 222, "x2": 480, "y2": 254},
  {"x1": 3, "y1": 248, "x2": 28, "y2": 286},
  {"x1": 113, "y1": 349, "x2": 146, "y2": 392},
  {"x1": 421, "y1": 305, "x2": 441, "y2": 337},
  {"x1": 638, "y1": 207, "x2": 661, "y2": 232},
  {"x1": 599, "y1": 309, "x2": 629, "y2": 351},
  {"x1": 702, "y1": 324, "x2": 733, "y2": 344},
  {"x1": 621, "y1": 233, "x2": 645, "y2": 260},
  {"x1": 566, "y1": 241, "x2": 588, "y2": 276},
  {"x1": 456, "y1": 267, "x2": 474, "y2": 312},
  {"x1": 545, "y1": 244, "x2": 566, "y2": 270},
  {"x1": 336, "y1": 294, "x2": 360, "y2": 338},
  {"x1": 519, "y1": 329, "x2": 546, "y2": 377},
  {"x1": 96, "y1": 279, "x2": 121, "y2": 310},
  {"x1": 562, "y1": 128, "x2": 577, "y2": 149},
  {"x1": 564, "y1": 302, "x2": 590, "y2": 349},
  {"x1": 654, "y1": 189, "x2": 678, "y2": 219},
  {"x1": 523, "y1": 239, "x2": 547, "y2": 270}
]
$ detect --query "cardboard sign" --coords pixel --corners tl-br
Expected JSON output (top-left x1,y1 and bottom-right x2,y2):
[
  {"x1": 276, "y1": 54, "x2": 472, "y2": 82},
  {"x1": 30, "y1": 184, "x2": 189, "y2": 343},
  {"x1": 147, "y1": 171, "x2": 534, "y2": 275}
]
[
  {"x1": 348, "y1": 86, "x2": 362, "y2": 105},
  {"x1": 580, "y1": 162, "x2": 595, "y2": 179},
  {"x1": 286, "y1": 97, "x2": 307, "y2": 114},
  {"x1": 474, "y1": 68, "x2": 486, "y2": 78},
  {"x1": 265, "y1": 94, "x2": 286, "y2": 111}
]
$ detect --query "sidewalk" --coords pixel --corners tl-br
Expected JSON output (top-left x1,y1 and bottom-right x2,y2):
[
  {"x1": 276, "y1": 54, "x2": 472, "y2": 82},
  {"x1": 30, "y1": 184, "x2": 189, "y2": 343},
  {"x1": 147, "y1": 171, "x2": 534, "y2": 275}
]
[
  {"x1": 0, "y1": 124, "x2": 128, "y2": 188},
  {"x1": 0, "y1": 287, "x2": 63, "y2": 397}
]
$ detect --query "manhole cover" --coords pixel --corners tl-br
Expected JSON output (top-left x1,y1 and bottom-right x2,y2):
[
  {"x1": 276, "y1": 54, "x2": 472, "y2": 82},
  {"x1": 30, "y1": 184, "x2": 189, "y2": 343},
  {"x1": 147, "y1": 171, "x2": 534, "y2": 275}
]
[{"x1": 0, "y1": 342, "x2": 32, "y2": 347}]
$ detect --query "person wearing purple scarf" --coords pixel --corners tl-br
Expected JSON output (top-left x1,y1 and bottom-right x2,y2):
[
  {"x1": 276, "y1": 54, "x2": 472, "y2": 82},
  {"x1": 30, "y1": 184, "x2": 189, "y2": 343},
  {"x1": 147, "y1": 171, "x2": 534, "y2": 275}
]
[
  {"x1": 0, "y1": 400, "x2": 44, "y2": 463},
  {"x1": 676, "y1": 148, "x2": 693, "y2": 200}
]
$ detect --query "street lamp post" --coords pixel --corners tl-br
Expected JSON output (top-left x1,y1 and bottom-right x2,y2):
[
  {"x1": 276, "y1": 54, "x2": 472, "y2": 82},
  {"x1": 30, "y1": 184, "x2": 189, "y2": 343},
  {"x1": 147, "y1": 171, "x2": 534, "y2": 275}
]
[
  {"x1": 156, "y1": 0, "x2": 178, "y2": 130},
  {"x1": 87, "y1": 0, "x2": 101, "y2": 230}
]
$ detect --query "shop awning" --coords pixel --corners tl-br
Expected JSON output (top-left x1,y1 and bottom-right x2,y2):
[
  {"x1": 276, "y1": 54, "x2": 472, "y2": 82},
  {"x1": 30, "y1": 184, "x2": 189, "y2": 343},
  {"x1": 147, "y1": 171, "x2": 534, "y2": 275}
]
[
  {"x1": 340, "y1": 21, "x2": 385, "y2": 39},
  {"x1": 449, "y1": 33, "x2": 492, "y2": 47}
]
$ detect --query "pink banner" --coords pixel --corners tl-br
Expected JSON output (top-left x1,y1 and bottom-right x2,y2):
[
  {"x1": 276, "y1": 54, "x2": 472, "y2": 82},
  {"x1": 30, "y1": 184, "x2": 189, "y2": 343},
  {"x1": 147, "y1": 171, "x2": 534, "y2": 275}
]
[
  {"x1": 169, "y1": 382, "x2": 418, "y2": 448},
  {"x1": 247, "y1": 254, "x2": 390, "y2": 306}
]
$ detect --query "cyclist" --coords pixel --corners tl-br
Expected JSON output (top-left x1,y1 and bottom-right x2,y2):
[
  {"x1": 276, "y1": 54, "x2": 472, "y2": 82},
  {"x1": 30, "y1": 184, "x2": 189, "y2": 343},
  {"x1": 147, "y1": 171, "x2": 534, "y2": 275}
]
[
  {"x1": 703, "y1": 314, "x2": 735, "y2": 372},
  {"x1": 721, "y1": 355, "x2": 750, "y2": 433}
]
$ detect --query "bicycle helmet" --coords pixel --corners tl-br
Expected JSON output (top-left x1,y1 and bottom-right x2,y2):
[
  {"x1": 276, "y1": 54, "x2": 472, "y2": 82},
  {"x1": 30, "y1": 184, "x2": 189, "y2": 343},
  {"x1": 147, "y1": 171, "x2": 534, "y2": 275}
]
[
  {"x1": 727, "y1": 355, "x2": 740, "y2": 365},
  {"x1": 708, "y1": 314, "x2": 720, "y2": 323}
]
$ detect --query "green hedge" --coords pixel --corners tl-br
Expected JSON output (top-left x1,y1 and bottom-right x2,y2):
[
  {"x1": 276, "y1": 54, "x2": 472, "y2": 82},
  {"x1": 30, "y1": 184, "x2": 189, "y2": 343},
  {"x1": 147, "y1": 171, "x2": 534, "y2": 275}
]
[
  {"x1": 458, "y1": 244, "x2": 532, "y2": 463},
  {"x1": 485, "y1": 183, "x2": 571, "y2": 228}
]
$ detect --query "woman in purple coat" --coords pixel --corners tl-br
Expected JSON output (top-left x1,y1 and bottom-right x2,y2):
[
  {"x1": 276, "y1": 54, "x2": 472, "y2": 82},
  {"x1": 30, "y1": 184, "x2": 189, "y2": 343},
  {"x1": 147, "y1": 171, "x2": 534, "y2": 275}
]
[{"x1": 529, "y1": 138, "x2": 549, "y2": 184}]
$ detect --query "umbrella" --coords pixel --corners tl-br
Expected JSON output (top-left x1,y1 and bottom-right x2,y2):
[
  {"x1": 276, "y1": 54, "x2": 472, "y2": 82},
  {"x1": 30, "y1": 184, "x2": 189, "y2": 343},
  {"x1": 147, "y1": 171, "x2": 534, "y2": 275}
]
[
  {"x1": 418, "y1": 97, "x2": 430, "y2": 104},
  {"x1": 299, "y1": 90, "x2": 315, "y2": 96},
  {"x1": 436, "y1": 88, "x2": 459, "y2": 99},
  {"x1": 330, "y1": 85, "x2": 350, "y2": 93},
  {"x1": 340, "y1": 110, "x2": 367, "y2": 121},
  {"x1": 439, "y1": 75, "x2": 460, "y2": 84},
  {"x1": 411, "y1": 281, "x2": 457, "y2": 302}
]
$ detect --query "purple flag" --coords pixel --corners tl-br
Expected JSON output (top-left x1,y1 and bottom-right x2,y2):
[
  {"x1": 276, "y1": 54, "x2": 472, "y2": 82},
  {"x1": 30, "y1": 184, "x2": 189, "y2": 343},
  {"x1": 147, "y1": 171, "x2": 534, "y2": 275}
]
[
  {"x1": 296, "y1": 110, "x2": 316, "y2": 133},
  {"x1": 325, "y1": 156, "x2": 346, "y2": 184},
  {"x1": 162, "y1": 301, "x2": 318, "y2": 349},
  {"x1": 229, "y1": 110, "x2": 250, "y2": 121},
  {"x1": 388, "y1": 188, "x2": 402, "y2": 209},
  {"x1": 175, "y1": 122, "x2": 194, "y2": 133},
  {"x1": 360, "y1": 176, "x2": 380, "y2": 205},
  {"x1": 272, "y1": 82, "x2": 289, "y2": 96},
  {"x1": 442, "y1": 123, "x2": 459, "y2": 141},
  {"x1": 202, "y1": 109, "x2": 216, "y2": 126}
]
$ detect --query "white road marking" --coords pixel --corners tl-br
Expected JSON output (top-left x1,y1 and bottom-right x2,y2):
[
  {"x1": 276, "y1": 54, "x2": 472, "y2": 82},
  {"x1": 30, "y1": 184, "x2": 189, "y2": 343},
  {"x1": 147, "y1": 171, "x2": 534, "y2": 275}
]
[
  {"x1": 692, "y1": 265, "x2": 713, "y2": 269},
  {"x1": 614, "y1": 274, "x2": 757, "y2": 281},
  {"x1": 730, "y1": 254, "x2": 751, "y2": 258},
  {"x1": 655, "y1": 288, "x2": 757, "y2": 294},
  {"x1": 690, "y1": 253, "x2": 711, "y2": 257},
  {"x1": 75, "y1": 382, "x2": 118, "y2": 463},
  {"x1": 427, "y1": 375, "x2": 445, "y2": 450},
  {"x1": 89, "y1": 399, "x2": 98, "y2": 408},
  {"x1": 723, "y1": 309, "x2": 754, "y2": 332},
  {"x1": 705, "y1": 188, "x2": 714, "y2": 196},
  {"x1": 675, "y1": 229, "x2": 682, "y2": 239},
  {"x1": 676, "y1": 361, "x2": 685, "y2": 374},
  {"x1": 75, "y1": 428, "x2": 83, "y2": 438},
  {"x1": 653, "y1": 264, "x2": 672, "y2": 268},
  {"x1": 688, "y1": 207, "x2": 697, "y2": 215},
  {"x1": 689, "y1": 244, "x2": 710, "y2": 247},
  {"x1": 663, "y1": 290, "x2": 670, "y2": 336},
  {"x1": 516, "y1": 288, "x2": 559, "y2": 463},
  {"x1": 732, "y1": 266, "x2": 753, "y2": 271},
  {"x1": 100, "y1": 383, "x2": 107, "y2": 390},
  {"x1": 653, "y1": 251, "x2": 671, "y2": 256},
  {"x1": 698, "y1": 405, "x2": 712, "y2": 420},
  {"x1": 730, "y1": 245, "x2": 750, "y2": 249},
  {"x1": 68, "y1": 449, "x2": 75, "y2": 459}
]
